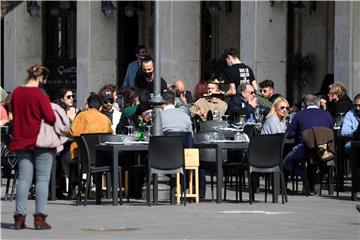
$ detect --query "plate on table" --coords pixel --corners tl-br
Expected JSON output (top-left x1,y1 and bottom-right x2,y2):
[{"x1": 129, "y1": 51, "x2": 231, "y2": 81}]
[
  {"x1": 103, "y1": 141, "x2": 124, "y2": 145},
  {"x1": 124, "y1": 141, "x2": 148, "y2": 145}
]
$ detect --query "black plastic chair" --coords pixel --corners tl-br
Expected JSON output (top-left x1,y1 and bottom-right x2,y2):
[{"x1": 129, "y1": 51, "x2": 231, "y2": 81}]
[
  {"x1": 147, "y1": 136, "x2": 186, "y2": 206},
  {"x1": 248, "y1": 134, "x2": 288, "y2": 204},
  {"x1": 1, "y1": 131, "x2": 18, "y2": 201},
  {"x1": 76, "y1": 133, "x2": 122, "y2": 206}
]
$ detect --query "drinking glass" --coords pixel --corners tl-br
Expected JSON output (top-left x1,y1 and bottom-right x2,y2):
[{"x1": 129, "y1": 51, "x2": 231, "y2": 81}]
[{"x1": 125, "y1": 125, "x2": 134, "y2": 142}]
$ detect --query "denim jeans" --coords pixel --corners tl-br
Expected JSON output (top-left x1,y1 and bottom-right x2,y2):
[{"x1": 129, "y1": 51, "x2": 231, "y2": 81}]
[
  {"x1": 282, "y1": 143, "x2": 305, "y2": 178},
  {"x1": 15, "y1": 148, "x2": 54, "y2": 215}
]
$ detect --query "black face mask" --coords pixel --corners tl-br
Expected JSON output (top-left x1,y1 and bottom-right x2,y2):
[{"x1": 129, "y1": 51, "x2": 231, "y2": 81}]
[{"x1": 145, "y1": 72, "x2": 153, "y2": 78}]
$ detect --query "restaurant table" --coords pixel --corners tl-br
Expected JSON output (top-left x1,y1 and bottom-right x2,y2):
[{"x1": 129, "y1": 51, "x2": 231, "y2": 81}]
[
  {"x1": 351, "y1": 141, "x2": 360, "y2": 201},
  {"x1": 95, "y1": 142, "x2": 149, "y2": 206},
  {"x1": 193, "y1": 140, "x2": 259, "y2": 203}
]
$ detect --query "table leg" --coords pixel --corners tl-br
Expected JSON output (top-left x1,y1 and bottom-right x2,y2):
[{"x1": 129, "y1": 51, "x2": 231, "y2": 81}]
[
  {"x1": 216, "y1": 146, "x2": 223, "y2": 203},
  {"x1": 336, "y1": 141, "x2": 345, "y2": 191},
  {"x1": 273, "y1": 172, "x2": 279, "y2": 203},
  {"x1": 112, "y1": 149, "x2": 119, "y2": 206}
]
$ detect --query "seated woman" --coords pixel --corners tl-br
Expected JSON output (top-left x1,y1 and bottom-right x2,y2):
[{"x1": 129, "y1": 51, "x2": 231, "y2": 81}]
[{"x1": 261, "y1": 97, "x2": 290, "y2": 134}]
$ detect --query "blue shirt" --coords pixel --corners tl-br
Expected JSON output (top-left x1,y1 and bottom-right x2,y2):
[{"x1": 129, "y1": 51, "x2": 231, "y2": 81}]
[
  {"x1": 122, "y1": 60, "x2": 139, "y2": 88},
  {"x1": 340, "y1": 109, "x2": 360, "y2": 153}
]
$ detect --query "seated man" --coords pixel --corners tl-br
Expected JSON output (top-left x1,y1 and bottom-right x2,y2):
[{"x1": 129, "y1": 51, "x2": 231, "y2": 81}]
[
  {"x1": 116, "y1": 88, "x2": 150, "y2": 134},
  {"x1": 190, "y1": 82, "x2": 228, "y2": 121},
  {"x1": 161, "y1": 90, "x2": 193, "y2": 134},
  {"x1": 341, "y1": 93, "x2": 360, "y2": 154},
  {"x1": 228, "y1": 83, "x2": 257, "y2": 122},
  {"x1": 259, "y1": 79, "x2": 282, "y2": 103},
  {"x1": 99, "y1": 89, "x2": 121, "y2": 134},
  {"x1": 69, "y1": 94, "x2": 113, "y2": 161},
  {"x1": 283, "y1": 94, "x2": 333, "y2": 181}
]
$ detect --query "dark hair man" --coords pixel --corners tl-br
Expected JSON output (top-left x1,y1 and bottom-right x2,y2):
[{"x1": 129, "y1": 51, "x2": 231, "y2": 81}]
[
  {"x1": 161, "y1": 91, "x2": 192, "y2": 133},
  {"x1": 135, "y1": 55, "x2": 167, "y2": 94},
  {"x1": 122, "y1": 45, "x2": 147, "y2": 88},
  {"x1": 223, "y1": 48, "x2": 258, "y2": 96},
  {"x1": 259, "y1": 79, "x2": 282, "y2": 103}
]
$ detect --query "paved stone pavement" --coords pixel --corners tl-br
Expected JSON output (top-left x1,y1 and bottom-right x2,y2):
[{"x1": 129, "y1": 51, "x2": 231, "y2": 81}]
[{"x1": 1, "y1": 184, "x2": 360, "y2": 240}]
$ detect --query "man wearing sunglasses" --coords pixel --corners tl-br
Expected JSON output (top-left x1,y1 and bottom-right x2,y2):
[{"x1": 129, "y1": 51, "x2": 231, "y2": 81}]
[
  {"x1": 100, "y1": 90, "x2": 121, "y2": 134},
  {"x1": 340, "y1": 93, "x2": 360, "y2": 154},
  {"x1": 228, "y1": 83, "x2": 258, "y2": 122},
  {"x1": 259, "y1": 79, "x2": 282, "y2": 103}
]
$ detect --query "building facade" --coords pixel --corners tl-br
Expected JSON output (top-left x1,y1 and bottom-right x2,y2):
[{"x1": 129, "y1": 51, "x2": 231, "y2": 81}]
[{"x1": 2, "y1": 1, "x2": 359, "y2": 107}]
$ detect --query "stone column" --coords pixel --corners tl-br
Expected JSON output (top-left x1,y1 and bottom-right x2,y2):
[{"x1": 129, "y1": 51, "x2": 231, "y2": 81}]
[
  {"x1": 159, "y1": 1, "x2": 200, "y2": 93},
  {"x1": 240, "y1": 1, "x2": 287, "y2": 96},
  {"x1": 76, "y1": 1, "x2": 117, "y2": 107},
  {"x1": 4, "y1": 2, "x2": 42, "y2": 91},
  {"x1": 334, "y1": 1, "x2": 360, "y2": 98}
]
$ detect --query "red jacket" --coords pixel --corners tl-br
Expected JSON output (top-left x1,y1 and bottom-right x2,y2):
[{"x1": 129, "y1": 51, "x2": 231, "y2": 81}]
[{"x1": 9, "y1": 87, "x2": 56, "y2": 151}]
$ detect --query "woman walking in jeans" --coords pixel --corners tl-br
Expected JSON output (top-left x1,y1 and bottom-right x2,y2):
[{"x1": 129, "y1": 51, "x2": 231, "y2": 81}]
[{"x1": 9, "y1": 64, "x2": 56, "y2": 230}]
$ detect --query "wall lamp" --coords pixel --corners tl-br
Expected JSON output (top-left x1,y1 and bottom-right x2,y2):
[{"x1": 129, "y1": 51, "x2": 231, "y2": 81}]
[
  {"x1": 27, "y1": 0, "x2": 40, "y2": 16},
  {"x1": 124, "y1": 2, "x2": 135, "y2": 17},
  {"x1": 101, "y1": 0, "x2": 116, "y2": 17},
  {"x1": 207, "y1": 1, "x2": 220, "y2": 16}
]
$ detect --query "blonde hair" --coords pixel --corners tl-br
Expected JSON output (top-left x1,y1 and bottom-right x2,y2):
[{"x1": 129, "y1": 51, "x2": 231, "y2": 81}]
[
  {"x1": 266, "y1": 97, "x2": 289, "y2": 119},
  {"x1": 329, "y1": 82, "x2": 347, "y2": 98}
]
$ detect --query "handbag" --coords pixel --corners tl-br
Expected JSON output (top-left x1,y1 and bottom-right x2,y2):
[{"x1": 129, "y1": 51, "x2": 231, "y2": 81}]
[{"x1": 35, "y1": 120, "x2": 61, "y2": 149}]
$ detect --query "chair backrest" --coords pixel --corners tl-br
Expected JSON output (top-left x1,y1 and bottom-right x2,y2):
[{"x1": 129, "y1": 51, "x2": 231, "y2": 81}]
[
  {"x1": 244, "y1": 124, "x2": 260, "y2": 139},
  {"x1": 248, "y1": 134, "x2": 285, "y2": 169},
  {"x1": 199, "y1": 120, "x2": 227, "y2": 132},
  {"x1": 164, "y1": 131, "x2": 193, "y2": 148},
  {"x1": 148, "y1": 136, "x2": 184, "y2": 171},
  {"x1": 77, "y1": 133, "x2": 111, "y2": 170},
  {"x1": 194, "y1": 132, "x2": 225, "y2": 162},
  {"x1": 98, "y1": 134, "x2": 124, "y2": 143}
]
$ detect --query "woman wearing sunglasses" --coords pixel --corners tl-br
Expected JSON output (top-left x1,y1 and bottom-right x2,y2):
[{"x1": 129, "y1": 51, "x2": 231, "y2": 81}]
[
  {"x1": 261, "y1": 97, "x2": 290, "y2": 134},
  {"x1": 57, "y1": 88, "x2": 80, "y2": 122}
]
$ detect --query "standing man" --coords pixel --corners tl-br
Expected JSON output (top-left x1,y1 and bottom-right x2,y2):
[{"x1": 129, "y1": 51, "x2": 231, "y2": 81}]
[
  {"x1": 223, "y1": 48, "x2": 258, "y2": 96},
  {"x1": 122, "y1": 45, "x2": 147, "y2": 88},
  {"x1": 135, "y1": 55, "x2": 167, "y2": 95}
]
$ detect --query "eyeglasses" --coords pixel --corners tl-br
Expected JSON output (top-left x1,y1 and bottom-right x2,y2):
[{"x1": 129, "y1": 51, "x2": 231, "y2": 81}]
[
  {"x1": 279, "y1": 106, "x2": 290, "y2": 111},
  {"x1": 103, "y1": 99, "x2": 114, "y2": 105},
  {"x1": 65, "y1": 95, "x2": 73, "y2": 100},
  {"x1": 250, "y1": 91, "x2": 255, "y2": 95},
  {"x1": 260, "y1": 89, "x2": 267, "y2": 93}
]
